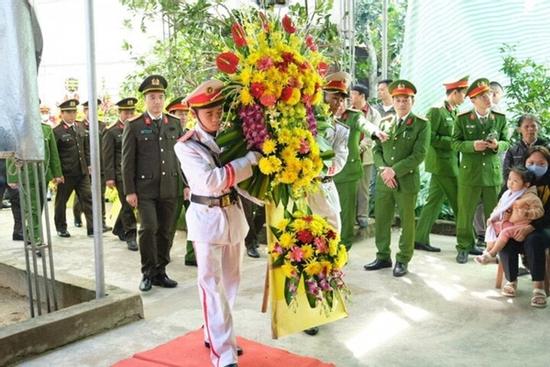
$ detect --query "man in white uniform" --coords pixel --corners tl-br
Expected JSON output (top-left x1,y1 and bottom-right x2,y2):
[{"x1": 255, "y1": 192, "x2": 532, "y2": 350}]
[{"x1": 174, "y1": 80, "x2": 260, "y2": 367}]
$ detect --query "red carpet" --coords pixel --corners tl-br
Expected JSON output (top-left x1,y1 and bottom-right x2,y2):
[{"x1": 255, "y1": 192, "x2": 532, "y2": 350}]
[{"x1": 114, "y1": 329, "x2": 335, "y2": 367}]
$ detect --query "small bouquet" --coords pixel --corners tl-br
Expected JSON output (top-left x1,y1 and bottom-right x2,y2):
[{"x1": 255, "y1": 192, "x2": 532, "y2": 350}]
[
  {"x1": 214, "y1": 11, "x2": 333, "y2": 204},
  {"x1": 269, "y1": 210, "x2": 350, "y2": 313}
]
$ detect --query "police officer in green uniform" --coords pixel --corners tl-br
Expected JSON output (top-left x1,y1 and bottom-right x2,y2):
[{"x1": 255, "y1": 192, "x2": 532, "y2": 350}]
[
  {"x1": 166, "y1": 96, "x2": 197, "y2": 266},
  {"x1": 103, "y1": 97, "x2": 138, "y2": 251},
  {"x1": 53, "y1": 99, "x2": 95, "y2": 237},
  {"x1": 414, "y1": 76, "x2": 469, "y2": 252},
  {"x1": 452, "y1": 78, "x2": 509, "y2": 264},
  {"x1": 122, "y1": 75, "x2": 184, "y2": 291},
  {"x1": 364, "y1": 80, "x2": 430, "y2": 277},
  {"x1": 7, "y1": 110, "x2": 63, "y2": 246},
  {"x1": 73, "y1": 99, "x2": 110, "y2": 231},
  {"x1": 328, "y1": 72, "x2": 387, "y2": 250}
]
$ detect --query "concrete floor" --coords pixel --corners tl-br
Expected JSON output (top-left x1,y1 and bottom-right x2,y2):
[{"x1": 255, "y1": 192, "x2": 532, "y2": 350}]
[{"x1": 1, "y1": 203, "x2": 549, "y2": 367}]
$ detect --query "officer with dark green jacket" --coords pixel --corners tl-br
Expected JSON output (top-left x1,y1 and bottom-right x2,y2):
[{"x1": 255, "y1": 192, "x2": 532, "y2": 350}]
[
  {"x1": 414, "y1": 76, "x2": 468, "y2": 252},
  {"x1": 103, "y1": 97, "x2": 138, "y2": 251},
  {"x1": 122, "y1": 75, "x2": 184, "y2": 292},
  {"x1": 364, "y1": 80, "x2": 430, "y2": 277},
  {"x1": 327, "y1": 72, "x2": 387, "y2": 250},
  {"x1": 7, "y1": 121, "x2": 63, "y2": 244},
  {"x1": 452, "y1": 78, "x2": 509, "y2": 264}
]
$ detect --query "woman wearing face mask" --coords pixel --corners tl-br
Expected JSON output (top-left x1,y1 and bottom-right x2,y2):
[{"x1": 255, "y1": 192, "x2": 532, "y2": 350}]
[{"x1": 498, "y1": 145, "x2": 550, "y2": 308}]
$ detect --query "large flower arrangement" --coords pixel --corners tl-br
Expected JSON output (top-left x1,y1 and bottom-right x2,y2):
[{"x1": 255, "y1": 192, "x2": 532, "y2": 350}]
[
  {"x1": 269, "y1": 210, "x2": 349, "y2": 312},
  {"x1": 214, "y1": 12, "x2": 332, "y2": 203}
]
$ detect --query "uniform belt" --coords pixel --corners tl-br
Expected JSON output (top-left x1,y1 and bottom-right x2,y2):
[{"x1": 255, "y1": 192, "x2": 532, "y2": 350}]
[
  {"x1": 320, "y1": 176, "x2": 333, "y2": 183},
  {"x1": 190, "y1": 190, "x2": 238, "y2": 208}
]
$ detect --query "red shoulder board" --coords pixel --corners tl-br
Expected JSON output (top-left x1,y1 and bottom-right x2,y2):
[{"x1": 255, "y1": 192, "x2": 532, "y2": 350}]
[
  {"x1": 144, "y1": 115, "x2": 152, "y2": 126},
  {"x1": 178, "y1": 129, "x2": 195, "y2": 142},
  {"x1": 406, "y1": 117, "x2": 413, "y2": 126},
  {"x1": 163, "y1": 115, "x2": 168, "y2": 125},
  {"x1": 469, "y1": 113, "x2": 475, "y2": 120}
]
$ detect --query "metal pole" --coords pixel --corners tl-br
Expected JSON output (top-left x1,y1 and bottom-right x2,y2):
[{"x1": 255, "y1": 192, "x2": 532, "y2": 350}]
[
  {"x1": 84, "y1": 0, "x2": 105, "y2": 299},
  {"x1": 382, "y1": 0, "x2": 389, "y2": 79}
]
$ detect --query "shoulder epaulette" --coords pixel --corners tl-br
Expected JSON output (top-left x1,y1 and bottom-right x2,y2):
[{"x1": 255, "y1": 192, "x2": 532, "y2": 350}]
[
  {"x1": 492, "y1": 110, "x2": 506, "y2": 116},
  {"x1": 177, "y1": 129, "x2": 195, "y2": 143},
  {"x1": 127, "y1": 113, "x2": 143, "y2": 123},
  {"x1": 166, "y1": 112, "x2": 179, "y2": 120},
  {"x1": 336, "y1": 121, "x2": 350, "y2": 129},
  {"x1": 106, "y1": 122, "x2": 118, "y2": 130},
  {"x1": 458, "y1": 110, "x2": 471, "y2": 117},
  {"x1": 415, "y1": 115, "x2": 428, "y2": 122},
  {"x1": 346, "y1": 108, "x2": 360, "y2": 113}
]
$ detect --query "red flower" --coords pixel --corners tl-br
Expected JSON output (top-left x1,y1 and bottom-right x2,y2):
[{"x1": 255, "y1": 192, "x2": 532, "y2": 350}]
[
  {"x1": 326, "y1": 229, "x2": 336, "y2": 239},
  {"x1": 259, "y1": 11, "x2": 270, "y2": 32},
  {"x1": 314, "y1": 237, "x2": 328, "y2": 253},
  {"x1": 260, "y1": 94, "x2": 277, "y2": 108},
  {"x1": 299, "y1": 140, "x2": 310, "y2": 154},
  {"x1": 305, "y1": 35, "x2": 318, "y2": 51},
  {"x1": 282, "y1": 14, "x2": 296, "y2": 34},
  {"x1": 250, "y1": 83, "x2": 266, "y2": 99},
  {"x1": 256, "y1": 56, "x2": 274, "y2": 71},
  {"x1": 231, "y1": 23, "x2": 247, "y2": 48},
  {"x1": 296, "y1": 230, "x2": 314, "y2": 244},
  {"x1": 216, "y1": 52, "x2": 239, "y2": 74},
  {"x1": 282, "y1": 52, "x2": 295, "y2": 64},
  {"x1": 317, "y1": 62, "x2": 329, "y2": 76},
  {"x1": 280, "y1": 86, "x2": 293, "y2": 102},
  {"x1": 406, "y1": 117, "x2": 413, "y2": 126}
]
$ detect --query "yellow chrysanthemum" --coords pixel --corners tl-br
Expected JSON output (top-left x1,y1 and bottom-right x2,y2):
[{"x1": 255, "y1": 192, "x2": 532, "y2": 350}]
[
  {"x1": 281, "y1": 261, "x2": 297, "y2": 278},
  {"x1": 302, "y1": 244, "x2": 314, "y2": 260},
  {"x1": 329, "y1": 239, "x2": 339, "y2": 256},
  {"x1": 291, "y1": 219, "x2": 307, "y2": 231},
  {"x1": 258, "y1": 157, "x2": 279, "y2": 175},
  {"x1": 240, "y1": 88, "x2": 254, "y2": 105},
  {"x1": 335, "y1": 245, "x2": 348, "y2": 269},
  {"x1": 304, "y1": 261, "x2": 323, "y2": 276},
  {"x1": 262, "y1": 139, "x2": 277, "y2": 154},
  {"x1": 279, "y1": 232, "x2": 295, "y2": 249},
  {"x1": 276, "y1": 218, "x2": 290, "y2": 232},
  {"x1": 320, "y1": 260, "x2": 333, "y2": 274}
]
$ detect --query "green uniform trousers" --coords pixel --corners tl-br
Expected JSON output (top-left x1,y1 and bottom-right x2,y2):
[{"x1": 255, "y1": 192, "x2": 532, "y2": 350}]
[
  {"x1": 336, "y1": 179, "x2": 359, "y2": 250},
  {"x1": 356, "y1": 164, "x2": 374, "y2": 226},
  {"x1": 456, "y1": 185, "x2": 498, "y2": 251},
  {"x1": 415, "y1": 174, "x2": 458, "y2": 244},
  {"x1": 375, "y1": 186, "x2": 417, "y2": 264}
]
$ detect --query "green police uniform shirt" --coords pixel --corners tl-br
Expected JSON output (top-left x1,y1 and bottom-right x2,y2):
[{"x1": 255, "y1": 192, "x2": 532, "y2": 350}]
[
  {"x1": 373, "y1": 113, "x2": 430, "y2": 193},
  {"x1": 424, "y1": 100, "x2": 458, "y2": 177},
  {"x1": 451, "y1": 109, "x2": 509, "y2": 187}
]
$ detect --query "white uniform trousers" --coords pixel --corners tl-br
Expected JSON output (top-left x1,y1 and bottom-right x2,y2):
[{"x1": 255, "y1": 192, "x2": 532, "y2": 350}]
[
  {"x1": 307, "y1": 180, "x2": 342, "y2": 233},
  {"x1": 195, "y1": 241, "x2": 243, "y2": 367}
]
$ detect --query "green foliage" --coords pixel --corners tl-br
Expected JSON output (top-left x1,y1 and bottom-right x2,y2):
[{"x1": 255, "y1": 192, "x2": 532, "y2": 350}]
[
  {"x1": 500, "y1": 45, "x2": 550, "y2": 134},
  {"x1": 354, "y1": 0, "x2": 407, "y2": 83},
  {"x1": 119, "y1": 0, "x2": 341, "y2": 101}
]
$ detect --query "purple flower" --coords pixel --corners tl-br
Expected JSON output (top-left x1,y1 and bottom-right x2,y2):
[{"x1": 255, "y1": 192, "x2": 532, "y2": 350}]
[
  {"x1": 306, "y1": 106, "x2": 317, "y2": 136},
  {"x1": 239, "y1": 104, "x2": 270, "y2": 150}
]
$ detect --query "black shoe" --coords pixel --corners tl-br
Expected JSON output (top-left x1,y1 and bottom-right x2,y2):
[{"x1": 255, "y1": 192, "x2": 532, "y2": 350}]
[
  {"x1": 414, "y1": 241, "x2": 441, "y2": 252},
  {"x1": 247, "y1": 247, "x2": 260, "y2": 258},
  {"x1": 57, "y1": 230, "x2": 71, "y2": 238},
  {"x1": 1, "y1": 199, "x2": 12, "y2": 209},
  {"x1": 74, "y1": 220, "x2": 82, "y2": 228},
  {"x1": 469, "y1": 246, "x2": 483, "y2": 256},
  {"x1": 87, "y1": 229, "x2": 94, "y2": 237},
  {"x1": 224, "y1": 364, "x2": 238, "y2": 367},
  {"x1": 12, "y1": 233, "x2": 24, "y2": 241},
  {"x1": 139, "y1": 277, "x2": 152, "y2": 292},
  {"x1": 303, "y1": 327, "x2": 319, "y2": 336},
  {"x1": 475, "y1": 238, "x2": 486, "y2": 248},
  {"x1": 185, "y1": 259, "x2": 197, "y2": 267},
  {"x1": 363, "y1": 258, "x2": 392, "y2": 271},
  {"x1": 112, "y1": 229, "x2": 126, "y2": 241},
  {"x1": 102, "y1": 225, "x2": 112, "y2": 232},
  {"x1": 152, "y1": 273, "x2": 178, "y2": 288},
  {"x1": 127, "y1": 239, "x2": 138, "y2": 251},
  {"x1": 393, "y1": 262, "x2": 408, "y2": 277},
  {"x1": 456, "y1": 250, "x2": 469, "y2": 264},
  {"x1": 204, "y1": 341, "x2": 243, "y2": 356}
]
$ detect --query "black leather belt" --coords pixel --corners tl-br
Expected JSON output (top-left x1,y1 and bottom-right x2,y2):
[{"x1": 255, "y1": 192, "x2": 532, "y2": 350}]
[
  {"x1": 191, "y1": 190, "x2": 238, "y2": 208},
  {"x1": 320, "y1": 176, "x2": 333, "y2": 183}
]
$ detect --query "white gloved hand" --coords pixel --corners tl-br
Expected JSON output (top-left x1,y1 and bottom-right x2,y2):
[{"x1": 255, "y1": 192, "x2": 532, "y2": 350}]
[{"x1": 245, "y1": 151, "x2": 262, "y2": 165}]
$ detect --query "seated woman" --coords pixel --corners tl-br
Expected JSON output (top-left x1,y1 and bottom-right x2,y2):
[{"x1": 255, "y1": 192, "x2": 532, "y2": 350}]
[{"x1": 499, "y1": 146, "x2": 550, "y2": 308}]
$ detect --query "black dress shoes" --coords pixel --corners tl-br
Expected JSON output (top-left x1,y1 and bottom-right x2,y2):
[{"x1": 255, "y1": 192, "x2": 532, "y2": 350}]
[
  {"x1": 414, "y1": 241, "x2": 441, "y2": 252},
  {"x1": 469, "y1": 245, "x2": 483, "y2": 256},
  {"x1": 363, "y1": 258, "x2": 392, "y2": 271},
  {"x1": 74, "y1": 220, "x2": 82, "y2": 228},
  {"x1": 393, "y1": 262, "x2": 408, "y2": 277},
  {"x1": 12, "y1": 233, "x2": 24, "y2": 241},
  {"x1": 456, "y1": 250, "x2": 469, "y2": 264},
  {"x1": 204, "y1": 341, "x2": 243, "y2": 356},
  {"x1": 102, "y1": 225, "x2": 112, "y2": 232},
  {"x1": 139, "y1": 277, "x2": 152, "y2": 292},
  {"x1": 57, "y1": 230, "x2": 71, "y2": 238},
  {"x1": 152, "y1": 273, "x2": 178, "y2": 288},
  {"x1": 87, "y1": 229, "x2": 94, "y2": 237},
  {"x1": 303, "y1": 327, "x2": 319, "y2": 336},
  {"x1": 127, "y1": 239, "x2": 138, "y2": 251},
  {"x1": 112, "y1": 229, "x2": 126, "y2": 241},
  {"x1": 246, "y1": 247, "x2": 260, "y2": 258}
]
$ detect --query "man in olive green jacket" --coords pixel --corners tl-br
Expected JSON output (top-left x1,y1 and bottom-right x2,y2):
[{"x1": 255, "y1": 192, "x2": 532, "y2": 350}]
[
  {"x1": 414, "y1": 76, "x2": 468, "y2": 252},
  {"x1": 452, "y1": 78, "x2": 509, "y2": 264},
  {"x1": 364, "y1": 80, "x2": 430, "y2": 277}
]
